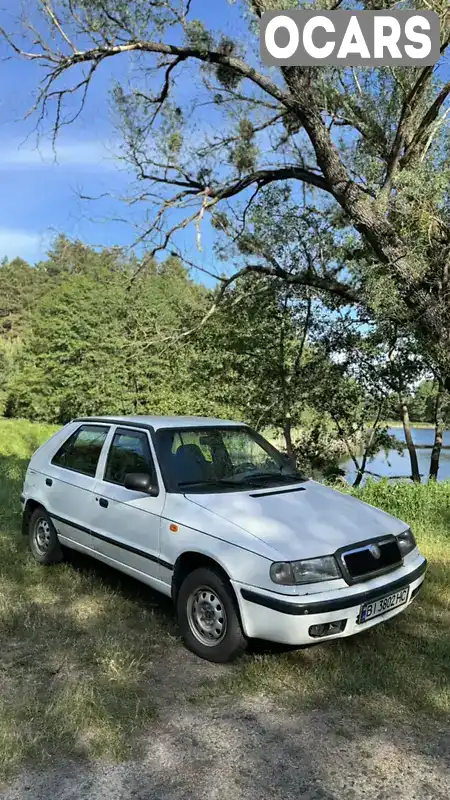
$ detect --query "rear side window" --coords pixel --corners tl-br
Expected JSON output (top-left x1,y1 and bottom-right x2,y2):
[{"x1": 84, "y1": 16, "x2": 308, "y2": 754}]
[
  {"x1": 52, "y1": 425, "x2": 109, "y2": 477},
  {"x1": 104, "y1": 429, "x2": 155, "y2": 486}
]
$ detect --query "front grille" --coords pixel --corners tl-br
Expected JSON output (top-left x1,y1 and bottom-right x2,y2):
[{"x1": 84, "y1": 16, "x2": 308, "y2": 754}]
[{"x1": 341, "y1": 538, "x2": 402, "y2": 582}]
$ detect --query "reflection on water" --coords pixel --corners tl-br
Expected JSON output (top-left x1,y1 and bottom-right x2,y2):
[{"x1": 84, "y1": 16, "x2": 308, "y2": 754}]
[{"x1": 342, "y1": 427, "x2": 450, "y2": 484}]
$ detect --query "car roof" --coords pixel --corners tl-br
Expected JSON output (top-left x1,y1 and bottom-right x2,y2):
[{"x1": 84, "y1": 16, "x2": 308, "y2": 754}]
[{"x1": 72, "y1": 415, "x2": 246, "y2": 431}]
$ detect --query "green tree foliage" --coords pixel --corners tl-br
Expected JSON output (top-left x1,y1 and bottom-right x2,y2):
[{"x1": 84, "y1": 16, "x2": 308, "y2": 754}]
[
  {"x1": 0, "y1": 258, "x2": 42, "y2": 339},
  {"x1": 3, "y1": 237, "x2": 210, "y2": 422},
  {"x1": 118, "y1": 256, "x2": 209, "y2": 417},
  {"x1": 408, "y1": 381, "x2": 450, "y2": 425},
  {"x1": 194, "y1": 273, "x2": 302, "y2": 425},
  {"x1": 0, "y1": 230, "x2": 444, "y2": 480},
  {"x1": 194, "y1": 187, "x2": 344, "y2": 444},
  {"x1": 0, "y1": 257, "x2": 47, "y2": 414}
]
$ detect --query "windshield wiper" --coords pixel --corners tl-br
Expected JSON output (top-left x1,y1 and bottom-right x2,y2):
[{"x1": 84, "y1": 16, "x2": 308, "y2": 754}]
[
  {"x1": 178, "y1": 479, "x2": 239, "y2": 489},
  {"x1": 278, "y1": 471, "x2": 308, "y2": 482},
  {"x1": 178, "y1": 472, "x2": 308, "y2": 490},
  {"x1": 233, "y1": 471, "x2": 307, "y2": 485}
]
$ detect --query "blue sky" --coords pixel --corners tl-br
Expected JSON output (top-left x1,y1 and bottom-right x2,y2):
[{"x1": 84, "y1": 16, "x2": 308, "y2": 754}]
[
  {"x1": 0, "y1": 0, "x2": 241, "y2": 265},
  {"x1": 0, "y1": 28, "x2": 126, "y2": 262}
]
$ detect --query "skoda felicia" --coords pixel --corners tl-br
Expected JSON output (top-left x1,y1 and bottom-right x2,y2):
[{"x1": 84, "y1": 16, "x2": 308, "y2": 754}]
[{"x1": 21, "y1": 416, "x2": 427, "y2": 662}]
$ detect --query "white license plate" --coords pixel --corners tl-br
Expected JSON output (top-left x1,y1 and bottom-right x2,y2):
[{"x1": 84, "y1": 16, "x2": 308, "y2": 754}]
[{"x1": 359, "y1": 587, "x2": 409, "y2": 623}]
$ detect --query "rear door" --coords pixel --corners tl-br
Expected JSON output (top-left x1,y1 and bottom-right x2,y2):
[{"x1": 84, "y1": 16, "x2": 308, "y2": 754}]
[
  {"x1": 90, "y1": 426, "x2": 167, "y2": 585},
  {"x1": 45, "y1": 424, "x2": 110, "y2": 553}
]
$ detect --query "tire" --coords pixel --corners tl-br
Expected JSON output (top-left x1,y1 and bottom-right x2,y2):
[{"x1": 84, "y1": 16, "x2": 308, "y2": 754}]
[
  {"x1": 176, "y1": 566, "x2": 248, "y2": 663},
  {"x1": 28, "y1": 506, "x2": 64, "y2": 565}
]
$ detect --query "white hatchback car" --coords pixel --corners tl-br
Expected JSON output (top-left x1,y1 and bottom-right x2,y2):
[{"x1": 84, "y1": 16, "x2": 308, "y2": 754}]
[{"x1": 21, "y1": 415, "x2": 427, "y2": 662}]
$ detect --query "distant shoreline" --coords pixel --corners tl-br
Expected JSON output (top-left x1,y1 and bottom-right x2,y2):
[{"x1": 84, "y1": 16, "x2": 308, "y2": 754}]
[{"x1": 378, "y1": 421, "x2": 436, "y2": 430}]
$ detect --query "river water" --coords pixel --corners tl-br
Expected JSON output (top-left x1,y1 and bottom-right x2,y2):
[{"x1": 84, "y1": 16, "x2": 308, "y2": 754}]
[{"x1": 341, "y1": 427, "x2": 450, "y2": 483}]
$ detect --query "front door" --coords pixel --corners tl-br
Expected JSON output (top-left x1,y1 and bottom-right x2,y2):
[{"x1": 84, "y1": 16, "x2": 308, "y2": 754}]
[{"x1": 91, "y1": 426, "x2": 166, "y2": 587}]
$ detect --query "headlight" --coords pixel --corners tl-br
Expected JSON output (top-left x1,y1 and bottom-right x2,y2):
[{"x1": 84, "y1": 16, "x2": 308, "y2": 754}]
[
  {"x1": 396, "y1": 528, "x2": 417, "y2": 557},
  {"x1": 270, "y1": 556, "x2": 341, "y2": 585}
]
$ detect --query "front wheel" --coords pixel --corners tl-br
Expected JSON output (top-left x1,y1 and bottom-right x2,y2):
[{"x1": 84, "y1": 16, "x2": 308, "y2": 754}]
[
  {"x1": 28, "y1": 507, "x2": 64, "y2": 565},
  {"x1": 177, "y1": 567, "x2": 247, "y2": 663}
]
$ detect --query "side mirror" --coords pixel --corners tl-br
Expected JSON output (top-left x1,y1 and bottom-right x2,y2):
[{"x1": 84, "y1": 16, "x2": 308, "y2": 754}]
[{"x1": 124, "y1": 472, "x2": 159, "y2": 496}]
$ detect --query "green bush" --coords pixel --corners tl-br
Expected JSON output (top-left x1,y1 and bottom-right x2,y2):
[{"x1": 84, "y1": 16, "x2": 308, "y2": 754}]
[{"x1": 350, "y1": 478, "x2": 450, "y2": 529}]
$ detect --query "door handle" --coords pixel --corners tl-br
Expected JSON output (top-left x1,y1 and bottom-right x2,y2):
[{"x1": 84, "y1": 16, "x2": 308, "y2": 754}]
[
  {"x1": 99, "y1": 498, "x2": 109, "y2": 508},
  {"x1": 46, "y1": 478, "x2": 53, "y2": 487}
]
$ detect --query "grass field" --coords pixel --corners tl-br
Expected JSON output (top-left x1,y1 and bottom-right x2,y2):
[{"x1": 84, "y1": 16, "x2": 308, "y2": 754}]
[
  {"x1": 0, "y1": 419, "x2": 173, "y2": 782},
  {"x1": 0, "y1": 418, "x2": 449, "y2": 784}
]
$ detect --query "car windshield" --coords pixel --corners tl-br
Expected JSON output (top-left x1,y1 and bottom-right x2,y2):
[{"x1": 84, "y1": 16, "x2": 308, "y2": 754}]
[{"x1": 154, "y1": 426, "x2": 307, "y2": 493}]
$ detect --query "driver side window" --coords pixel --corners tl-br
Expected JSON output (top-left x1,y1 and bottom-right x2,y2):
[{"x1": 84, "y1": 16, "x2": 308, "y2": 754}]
[
  {"x1": 223, "y1": 431, "x2": 278, "y2": 473},
  {"x1": 104, "y1": 429, "x2": 155, "y2": 486}
]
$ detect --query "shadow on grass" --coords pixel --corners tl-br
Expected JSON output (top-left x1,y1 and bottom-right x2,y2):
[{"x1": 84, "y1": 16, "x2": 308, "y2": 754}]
[
  {"x1": 0, "y1": 453, "x2": 184, "y2": 783},
  {"x1": 206, "y1": 557, "x2": 450, "y2": 736},
  {"x1": 1, "y1": 452, "x2": 449, "y2": 789},
  {"x1": 65, "y1": 546, "x2": 175, "y2": 618}
]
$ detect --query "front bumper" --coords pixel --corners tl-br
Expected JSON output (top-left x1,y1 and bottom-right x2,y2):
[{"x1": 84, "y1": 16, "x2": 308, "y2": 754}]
[{"x1": 234, "y1": 556, "x2": 427, "y2": 645}]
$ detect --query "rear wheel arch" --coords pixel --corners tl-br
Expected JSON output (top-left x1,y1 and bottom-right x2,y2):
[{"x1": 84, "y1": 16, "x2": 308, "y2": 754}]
[{"x1": 22, "y1": 499, "x2": 44, "y2": 535}]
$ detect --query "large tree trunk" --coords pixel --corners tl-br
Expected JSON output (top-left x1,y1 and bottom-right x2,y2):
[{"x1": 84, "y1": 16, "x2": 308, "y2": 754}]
[
  {"x1": 429, "y1": 382, "x2": 444, "y2": 481},
  {"x1": 279, "y1": 295, "x2": 295, "y2": 461},
  {"x1": 281, "y1": 68, "x2": 446, "y2": 373},
  {"x1": 400, "y1": 397, "x2": 420, "y2": 482},
  {"x1": 352, "y1": 459, "x2": 365, "y2": 489},
  {"x1": 352, "y1": 402, "x2": 384, "y2": 488},
  {"x1": 283, "y1": 417, "x2": 294, "y2": 461}
]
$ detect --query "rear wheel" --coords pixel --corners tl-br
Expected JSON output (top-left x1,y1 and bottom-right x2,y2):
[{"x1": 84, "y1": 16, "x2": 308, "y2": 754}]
[
  {"x1": 28, "y1": 507, "x2": 64, "y2": 565},
  {"x1": 177, "y1": 566, "x2": 247, "y2": 663}
]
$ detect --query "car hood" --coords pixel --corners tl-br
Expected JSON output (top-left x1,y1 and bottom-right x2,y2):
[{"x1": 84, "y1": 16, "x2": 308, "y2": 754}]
[{"x1": 186, "y1": 480, "x2": 407, "y2": 560}]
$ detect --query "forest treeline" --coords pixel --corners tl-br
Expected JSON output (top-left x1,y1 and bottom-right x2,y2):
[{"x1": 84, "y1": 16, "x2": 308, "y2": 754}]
[{"x1": 1, "y1": 235, "x2": 447, "y2": 484}]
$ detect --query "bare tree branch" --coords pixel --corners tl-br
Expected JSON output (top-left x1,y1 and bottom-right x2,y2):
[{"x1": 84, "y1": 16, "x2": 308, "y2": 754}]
[
  {"x1": 42, "y1": 2, "x2": 77, "y2": 53},
  {"x1": 402, "y1": 80, "x2": 450, "y2": 167}
]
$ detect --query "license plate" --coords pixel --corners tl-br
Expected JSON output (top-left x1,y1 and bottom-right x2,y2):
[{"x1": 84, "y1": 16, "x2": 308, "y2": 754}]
[{"x1": 359, "y1": 587, "x2": 409, "y2": 624}]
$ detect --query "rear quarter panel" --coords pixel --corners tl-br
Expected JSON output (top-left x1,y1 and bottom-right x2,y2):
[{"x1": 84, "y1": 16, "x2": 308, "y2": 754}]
[{"x1": 23, "y1": 422, "x2": 82, "y2": 521}]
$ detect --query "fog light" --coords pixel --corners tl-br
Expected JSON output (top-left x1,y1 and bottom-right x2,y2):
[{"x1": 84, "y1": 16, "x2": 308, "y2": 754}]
[{"x1": 309, "y1": 620, "x2": 347, "y2": 638}]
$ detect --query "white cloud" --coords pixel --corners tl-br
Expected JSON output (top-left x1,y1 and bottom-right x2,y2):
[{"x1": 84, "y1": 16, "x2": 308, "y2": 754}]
[
  {"x1": 0, "y1": 228, "x2": 51, "y2": 261},
  {"x1": 0, "y1": 140, "x2": 121, "y2": 170}
]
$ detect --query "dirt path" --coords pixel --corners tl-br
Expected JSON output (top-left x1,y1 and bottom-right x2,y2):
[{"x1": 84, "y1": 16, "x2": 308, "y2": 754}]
[{"x1": 2, "y1": 652, "x2": 450, "y2": 800}]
